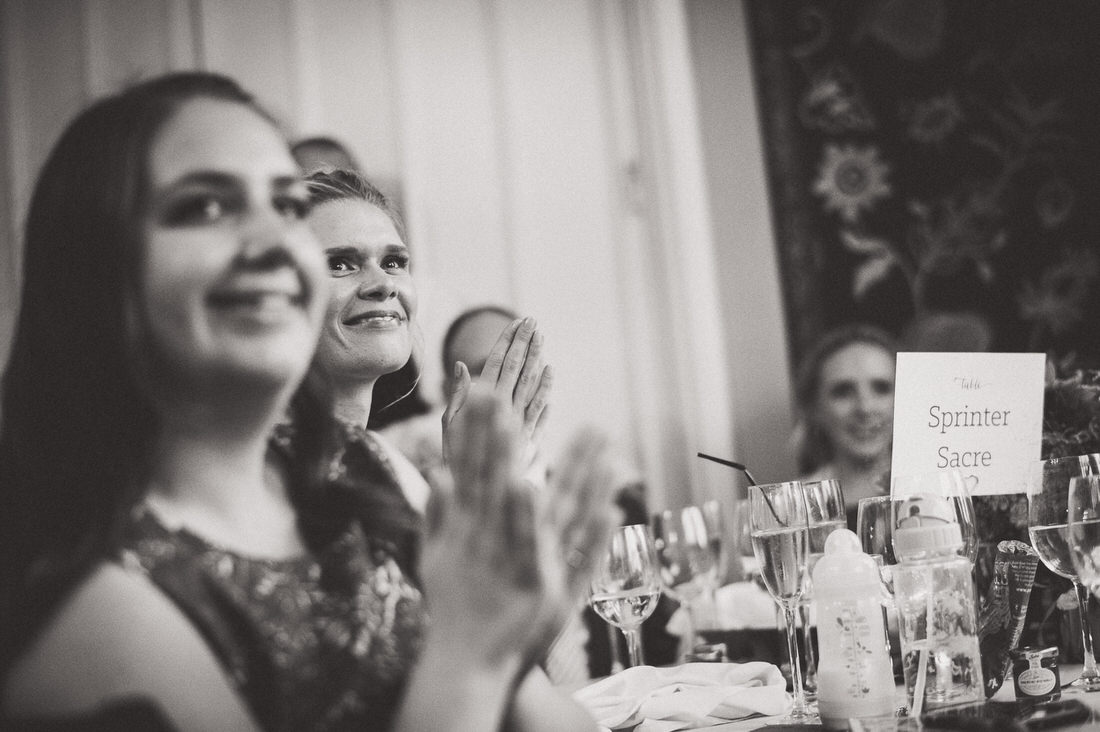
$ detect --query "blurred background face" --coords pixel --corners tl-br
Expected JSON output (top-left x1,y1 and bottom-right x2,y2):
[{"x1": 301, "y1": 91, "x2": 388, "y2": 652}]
[
  {"x1": 813, "y1": 342, "x2": 895, "y2": 465},
  {"x1": 443, "y1": 310, "x2": 515, "y2": 391},
  {"x1": 309, "y1": 199, "x2": 417, "y2": 386},
  {"x1": 139, "y1": 98, "x2": 326, "y2": 398}
]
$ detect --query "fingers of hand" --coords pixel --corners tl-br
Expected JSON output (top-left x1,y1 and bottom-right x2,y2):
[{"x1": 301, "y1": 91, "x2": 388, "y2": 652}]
[
  {"x1": 502, "y1": 485, "x2": 539, "y2": 588},
  {"x1": 564, "y1": 503, "x2": 618, "y2": 595},
  {"x1": 423, "y1": 467, "x2": 455, "y2": 538},
  {"x1": 548, "y1": 427, "x2": 615, "y2": 528},
  {"x1": 494, "y1": 317, "x2": 536, "y2": 397},
  {"x1": 478, "y1": 317, "x2": 523, "y2": 384},
  {"x1": 550, "y1": 429, "x2": 620, "y2": 594},
  {"x1": 448, "y1": 384, "x2": 522, "y2": 518},
  {"x1": 449, "y1": 361, "x2": 471, "y2": 401},
  {"x1": 510, "y1": 329, "x2": 544, "y2": 407},
  {"x1": 522, "y1": 365, "x2": 552, "y2": 438},
  {"x1": 441, "y1": 363, "x2": 471, "y2": 465}
]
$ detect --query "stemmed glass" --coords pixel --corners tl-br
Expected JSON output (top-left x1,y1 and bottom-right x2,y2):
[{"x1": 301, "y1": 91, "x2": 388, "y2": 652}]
[
  {"x1": 892, "y1": 470, "x2": 978, "y2": 563},
  {"x1": 856, "y1": 494, "x2": 905, "y2": 710},
  {"x1": 1069, "y1": 475, "x2": 1100, "y2": 599},
  {"x1": 1029, "y1": 454, "x2": 1100, "y2": 691},
  {"x1": 749, "y1": 481, "x2": 815, "y2": 723},
  {"x1": 798, "y1": 479, "x2": 846, "y2": 701},
  {"x1": 733, "y1": 498, "x2": 758, "y2": 576},
  {"x1": 652, "y1": 505, "x2": 716, "y2": 658},
  {"x1": 856, "y1": 495, "x2": 900, "y2": 587},
  {"x1": 590, "y1": 524, "x2": 663, "y2": 668}
]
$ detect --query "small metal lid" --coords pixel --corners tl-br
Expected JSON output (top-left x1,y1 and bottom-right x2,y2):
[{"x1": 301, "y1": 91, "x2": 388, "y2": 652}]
[{"x1": 1010, "y1": 646, "x2": 1058, "y2": 660}]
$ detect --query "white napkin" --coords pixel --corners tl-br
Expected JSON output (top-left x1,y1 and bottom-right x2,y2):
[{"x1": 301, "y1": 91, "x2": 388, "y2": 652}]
[{"x1": 574, "y1": 662, "x2": 790, "y2": 732}]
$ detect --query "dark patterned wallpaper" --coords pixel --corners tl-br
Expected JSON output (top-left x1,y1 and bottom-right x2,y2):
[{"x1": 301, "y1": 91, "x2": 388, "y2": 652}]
[{"x1": 747, "y1": 0, "x2": 1100, "y2": 370}]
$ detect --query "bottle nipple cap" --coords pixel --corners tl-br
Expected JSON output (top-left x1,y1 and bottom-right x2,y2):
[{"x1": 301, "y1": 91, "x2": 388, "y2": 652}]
[{"x1": 892, "y1": 493, "x2": 963, "y2": 559}]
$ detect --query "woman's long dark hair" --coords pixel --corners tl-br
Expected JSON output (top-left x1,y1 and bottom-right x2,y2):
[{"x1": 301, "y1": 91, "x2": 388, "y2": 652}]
[{"x1": 0, "y1": 72, "x2": 334, "y2": 676}]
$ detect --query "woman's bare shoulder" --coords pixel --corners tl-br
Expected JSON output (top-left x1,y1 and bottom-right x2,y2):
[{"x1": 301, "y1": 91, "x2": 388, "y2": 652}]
[{"x1": 4, "y1": 562, "x2": 256, "y2": 730}]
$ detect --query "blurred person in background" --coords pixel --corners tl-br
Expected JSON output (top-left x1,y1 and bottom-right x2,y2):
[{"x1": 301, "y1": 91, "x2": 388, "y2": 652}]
[
  {"x1": 291, "y1": 134, "x2": 361, "y2": 174},
  {"x1": 793, "y1": 324, "x2": 899, "y2": 529}
]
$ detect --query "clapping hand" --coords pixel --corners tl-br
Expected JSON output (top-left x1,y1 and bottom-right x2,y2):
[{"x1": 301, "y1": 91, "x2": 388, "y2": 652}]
[
  {"x1": 442, "y1": 317, "x2": 551, "y2": 463},
  {"x1": 423, "y1": 384, "x2": 616, "y2": 670}
]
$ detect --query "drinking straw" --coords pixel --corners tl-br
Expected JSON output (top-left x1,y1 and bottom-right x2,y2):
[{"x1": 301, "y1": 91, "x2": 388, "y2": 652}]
[
  {"x1": 696, "y1": 452, "x2": 758, "y2": 486},
  {"x1": 696, "y1": 452, "x2": 788, "y2": 525}
]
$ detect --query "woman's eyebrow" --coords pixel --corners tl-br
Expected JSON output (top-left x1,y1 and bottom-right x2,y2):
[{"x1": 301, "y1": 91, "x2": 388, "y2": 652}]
[
  {"x1": 157, "y1": 170, "x2": 240, "y2": 191},
  {"x1": 148, "y1": 170, "x2": 239, "y2": 204},
  {"x1": 324, "y1": 245, "x2": 364, "y2": 260}
]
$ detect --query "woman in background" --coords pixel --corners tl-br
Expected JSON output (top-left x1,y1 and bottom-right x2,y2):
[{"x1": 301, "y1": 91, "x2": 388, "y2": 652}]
[
  {"x1": 304, "y1": 168, "x2": 602, "y2": 730},
  {"x1": 794, "y1": 324, "x2": 899, "y2": 528},
  {"x1": 0, "y1": 72, "x2": 611, "y2": 731}
]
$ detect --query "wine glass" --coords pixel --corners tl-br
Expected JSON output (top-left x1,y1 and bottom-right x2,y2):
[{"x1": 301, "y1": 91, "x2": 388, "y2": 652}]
[
  {"x1": 798, "y1": 479, "x2": 846, "y2": 702},
  {"x1": 698, "y1": 499, "x2": 729, "y2": 629},
  {"x1": 749, "y1": 480, "x2": 815, "y2": 723},
  {"x1": 589, "y1": 524, "x2": 663, "y2": 668},
  {"x1": 856, "y1": 494, "x2": 905, "y2": 708},
  {"x1": 1069, "y1": 475, "x2": 1100, "y2": 599},
  {"x1": 733, "y1": 497, "x2": 757, "y2": 577},
  {"x1": 892, "y1": 469, "x2": 978, "y2": 562},
  {"x1": 1029, "y1": 454, "x2": 1100, "y2": 691},
  {"x1": 652, "y1": 505, "x2": 715, "y2": 657}
]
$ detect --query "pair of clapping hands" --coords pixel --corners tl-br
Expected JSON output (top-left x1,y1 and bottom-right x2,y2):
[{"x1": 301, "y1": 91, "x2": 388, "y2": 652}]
[{"x1": 425, "y1": 317, "x2": 617, "y2": 669}]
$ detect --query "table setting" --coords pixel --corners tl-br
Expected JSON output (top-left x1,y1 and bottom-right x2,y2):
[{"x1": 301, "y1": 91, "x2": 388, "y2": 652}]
[{"x1": 571, "y1": 354, "x2": 1100, "y2": 730}]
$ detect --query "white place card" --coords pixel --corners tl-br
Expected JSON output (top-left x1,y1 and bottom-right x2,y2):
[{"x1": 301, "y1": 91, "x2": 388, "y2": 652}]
[{"x1": 890, "y1": 352, "x2": 1046, "y2": 496}]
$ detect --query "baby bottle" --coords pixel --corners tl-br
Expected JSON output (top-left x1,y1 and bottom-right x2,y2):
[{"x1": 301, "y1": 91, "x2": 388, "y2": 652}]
[
  {"x1": 813, "y1": 528, "x2": 897, "y2": 730},
  {"x1": 892, "y1": 493, "x2": 984, "y2": 715}
]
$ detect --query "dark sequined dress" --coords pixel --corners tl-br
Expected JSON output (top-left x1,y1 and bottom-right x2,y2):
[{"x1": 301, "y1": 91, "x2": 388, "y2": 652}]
[{"x1": 113, "y1": 428, "x2": 427, "y2": 732}]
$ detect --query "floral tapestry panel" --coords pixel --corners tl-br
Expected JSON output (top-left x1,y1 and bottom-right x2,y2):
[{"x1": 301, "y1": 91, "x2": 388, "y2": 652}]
[{"x1": 746, "y1": 0, "x2": 1100, "y2": 369}]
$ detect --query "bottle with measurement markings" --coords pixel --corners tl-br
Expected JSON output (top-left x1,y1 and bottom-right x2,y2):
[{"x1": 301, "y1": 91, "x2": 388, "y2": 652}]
[
  {"x1": 892, "y1": 493, "x2": 983, "y2": 715},
  {"x1": 813, "y1": 529, "x2": 896, "y2": 730}
]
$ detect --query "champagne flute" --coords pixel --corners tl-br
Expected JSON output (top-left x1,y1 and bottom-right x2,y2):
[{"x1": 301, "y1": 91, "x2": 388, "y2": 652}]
[
  {"x1": 798, "y1": 479, "x2": 846, "y2": 702},
  {"x1": 590, "y1": 524, "x2": 662, "y2": 668},
  {"x1": 1029, "y1": 454, "x2": 1100, "y2": 691},
  {"x1": 892, "y1": 469, "x2": 978, "y2": 562},
  {"x1": 750, "y1": 481, "x2": 815, "y2": 723},
  {"x1": 652, "y1": 505, "x2": 715, "y2": 657},
  {"x1": 1069, "y1": 475, "x2": 1100, "y2": 599}
]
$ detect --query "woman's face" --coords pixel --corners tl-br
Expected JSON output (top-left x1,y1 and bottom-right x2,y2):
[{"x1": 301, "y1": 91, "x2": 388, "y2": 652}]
[
  {"x1": 307, "y1": 199, "x2": 417, "y2": 385},
  {"x1": 813, "y1": 342, "x2": 895, "y2": 465},
  {"x1": 139, "y1": 98, "x2": 326, "y2": 396}
]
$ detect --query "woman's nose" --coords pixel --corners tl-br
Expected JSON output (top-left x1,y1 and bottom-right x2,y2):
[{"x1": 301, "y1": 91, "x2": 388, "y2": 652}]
[
  {"x1": 853, "y1": 387, "x2": 873, "y2": 413},
  {"x1": 356, "y1": 264, "x2": 397, "y2": 300},
  {"x1": 240, "y1": 205, "x2": 293, "y2": 260}
]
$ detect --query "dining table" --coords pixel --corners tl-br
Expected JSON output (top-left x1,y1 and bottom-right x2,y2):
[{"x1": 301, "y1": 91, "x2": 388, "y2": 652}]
[{"x1": 575, "y1": 663, "x2": 1100, "y2": 731}]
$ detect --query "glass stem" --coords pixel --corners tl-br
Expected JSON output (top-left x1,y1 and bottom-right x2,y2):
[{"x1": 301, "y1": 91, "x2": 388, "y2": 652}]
[
  {"x1": 607, "y1": 622, "x2": 624, "y2": 674},
  {"x1": 799, "y1": 602, "x2": 817, "y2": 693},
  {"x1": 681, "y1": 599, "x2": 697, "y2": 660},
  {"x1": 623, "y1": 627, "x2": 645, "y2": 668},
  {"x1": 783, "y1": 605, "x2": 809, "y2": 714},
  {"x1": 1075, "y1": 581, "x2": 1100, "y2": 677}
]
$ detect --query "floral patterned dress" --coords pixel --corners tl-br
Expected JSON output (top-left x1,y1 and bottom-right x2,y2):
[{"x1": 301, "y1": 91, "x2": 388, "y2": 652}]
[{"x1": 114, "y1": 429, "x2": 426, "y2": 732}]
